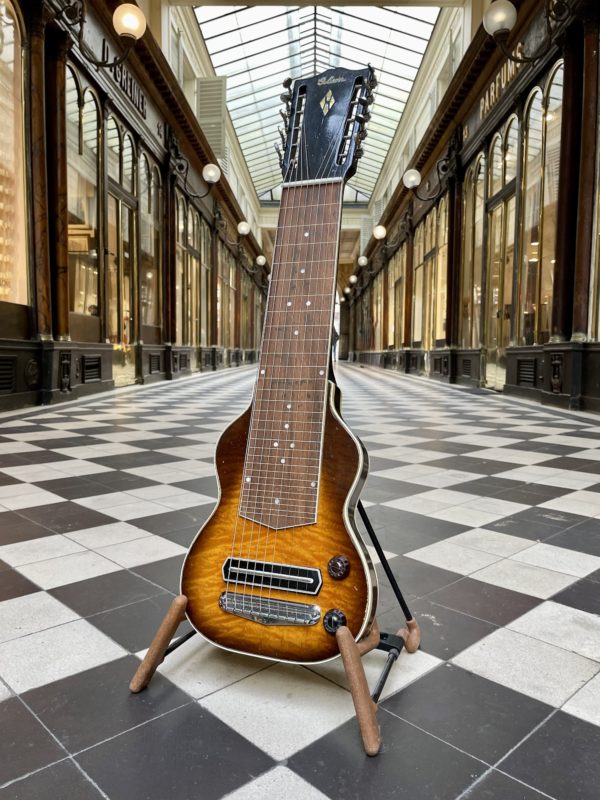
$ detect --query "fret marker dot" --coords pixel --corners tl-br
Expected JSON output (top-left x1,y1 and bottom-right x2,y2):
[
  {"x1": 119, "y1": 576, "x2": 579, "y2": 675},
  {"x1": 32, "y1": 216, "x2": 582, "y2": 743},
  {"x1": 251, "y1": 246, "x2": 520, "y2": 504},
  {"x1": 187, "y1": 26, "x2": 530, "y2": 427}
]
[
  {"x1": 294, "y1": 330, "x2": 299, "y2": 336},
  {"x1": 319, "y1": 370, "x2": 324, "y2": 376},
  {"x1": 306, "y1": 301, "x2": 311, "y2": 306},
  {"x1": 311, "y1": 481, "x2": 317, "y2": 488},
  {"x1": 274, "y1": 498, "x2": 280, "y2": 505},
  {"x1": 273, "y1": 441, "x2": 279, "y2": 447},
  {"x1": 284, "y1": 423, "x2": 289, "y2": 429},
  {"x1": 260, "y1": 369, "x2": 265, "y2": 375},
  {"x1": 286, "y1": 404, "x2": 292, "y2": 409},
  {"x1": 300, "y1": 268, "x2": 305, "y2": 274},
  {"x1": 280, "y1": 458, "x2": 285, "y2": 463},
  {"x1": 246, "y1": 477, "x2": 251, "y2": 483},
  {"x1": 290, "y1": 442, "x2": 295, "y2": 449},
  {"x1": 304, "y1": 231, "x2": 309, "y2": 237},
  {"x1": 287, "y1": 301, "x2": 292, "y2": 307}
]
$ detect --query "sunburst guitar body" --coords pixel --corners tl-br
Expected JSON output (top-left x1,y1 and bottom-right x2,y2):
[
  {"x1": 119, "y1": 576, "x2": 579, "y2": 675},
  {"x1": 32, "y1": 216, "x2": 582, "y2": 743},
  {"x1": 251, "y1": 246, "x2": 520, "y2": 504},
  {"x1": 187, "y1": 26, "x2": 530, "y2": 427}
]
[{"x1": 181, "y1": 65, "x2": 379, "y2": 664}]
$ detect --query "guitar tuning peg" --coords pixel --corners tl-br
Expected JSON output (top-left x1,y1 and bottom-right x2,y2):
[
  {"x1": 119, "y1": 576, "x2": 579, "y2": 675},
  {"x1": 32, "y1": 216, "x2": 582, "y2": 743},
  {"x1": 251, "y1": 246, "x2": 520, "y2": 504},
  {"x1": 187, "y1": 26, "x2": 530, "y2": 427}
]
[
  {"x1": 368, "y1": 74, "x2": 378, "y2": 90},
  {"x1": 280, "y1": 92, "x2": 292, "y2": 104},
  {"x1": 278, "y1": 127, "x2": 286, "y2": 146},
  {"x1": 358, "y1": 94, "x2": 373, "y2": 108},
  {"x1": 355, "y1": 147, "x2": 364, "y2": 159},
  {"x1": 279, "y1": 108, "x2": 289, "y2": 123},
  {"x1": 282, "y1": 77, "x2": 292, "y2": 89},
  {"x1": 274, "y1": 142, "x2": 283, "y2": 168},
  {"x1": 357, "y1": 111, "x2": 371, "y2": 125},
  {"x1": 358, "y1": 129, "x2": 368, "y2": 142}
]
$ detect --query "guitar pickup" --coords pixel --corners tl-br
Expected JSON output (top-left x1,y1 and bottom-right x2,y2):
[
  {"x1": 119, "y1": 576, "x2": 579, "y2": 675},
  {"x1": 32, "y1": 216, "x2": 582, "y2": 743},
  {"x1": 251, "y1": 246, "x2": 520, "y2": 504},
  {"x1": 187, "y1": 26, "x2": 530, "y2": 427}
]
[{"x1": 222, "y1": 558, "x2": 322, "y2": 595}]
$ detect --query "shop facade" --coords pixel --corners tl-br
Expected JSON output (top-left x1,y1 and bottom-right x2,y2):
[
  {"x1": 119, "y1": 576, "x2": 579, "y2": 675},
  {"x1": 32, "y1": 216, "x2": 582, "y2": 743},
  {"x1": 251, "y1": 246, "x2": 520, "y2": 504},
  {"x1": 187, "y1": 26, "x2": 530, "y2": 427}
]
[
  {"x1": 348, "y1": 0, "x2": 600, "y2": 411},
  {"x1": 0, "y1": 0, "x2": 267, "y2": 411}
]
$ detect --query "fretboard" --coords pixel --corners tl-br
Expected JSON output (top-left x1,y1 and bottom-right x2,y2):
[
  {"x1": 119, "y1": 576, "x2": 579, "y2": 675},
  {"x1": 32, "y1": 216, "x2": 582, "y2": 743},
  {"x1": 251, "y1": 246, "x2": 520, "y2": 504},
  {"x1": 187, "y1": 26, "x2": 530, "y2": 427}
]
[{"x1": 239, "y1": 180, "x2": 344, "y2": 530}]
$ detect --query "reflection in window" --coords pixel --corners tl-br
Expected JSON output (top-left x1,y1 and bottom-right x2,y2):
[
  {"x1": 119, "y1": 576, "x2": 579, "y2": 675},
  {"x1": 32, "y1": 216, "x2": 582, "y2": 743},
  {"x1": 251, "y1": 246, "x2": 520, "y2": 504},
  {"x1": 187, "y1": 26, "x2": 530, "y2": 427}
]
[
  {"x1": 0, "y1": 1, "x2": 28, "y2": 305},
  {"x1": 489, "y1": 135, "x2": 503, "y2": 197},
  {"x1": 106, "y1": 116, "x2": 120, "y2": 182},
  {"x1": 412, "y1": 200, "x2": 446, "y2": 349},
  {"x1": 372, "y1": 269, "x2": 384, "y2": 350},
  {"x1": 519, "y1": 63, "x2": 563, "y2": 345},
  {"x1": 217, "y1": 240, "x2": 237, "y2": 348},
  {"x1": 175, "y1": 195, "x2": 186, "y2": 344},
  {"x1": 387, "y1": 243, "x2": 405, "y2": 348},
  {"x1": 140, "y1": 160, "x2": 162, "y2": 327},
  {"x1": 66, "y1": 70, "x2": 99, "y2": 316},
  {"x1": 199, "y1": 216, "x2": 211, "y2": 346},
  {"x1": 460, "y1": 157, "x2": 485, "y2": 348},
  {"x1": 434, "y1": 198, "x2": 448, "y2": 343}
]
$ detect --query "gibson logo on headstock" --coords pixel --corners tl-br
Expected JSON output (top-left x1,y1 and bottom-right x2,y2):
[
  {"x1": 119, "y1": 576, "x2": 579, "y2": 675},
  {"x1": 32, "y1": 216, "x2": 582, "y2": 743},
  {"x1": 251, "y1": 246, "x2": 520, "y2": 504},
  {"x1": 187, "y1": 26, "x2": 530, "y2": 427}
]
[{"x1": 317, "y1": 76, "x2": 347, "y2": 86}]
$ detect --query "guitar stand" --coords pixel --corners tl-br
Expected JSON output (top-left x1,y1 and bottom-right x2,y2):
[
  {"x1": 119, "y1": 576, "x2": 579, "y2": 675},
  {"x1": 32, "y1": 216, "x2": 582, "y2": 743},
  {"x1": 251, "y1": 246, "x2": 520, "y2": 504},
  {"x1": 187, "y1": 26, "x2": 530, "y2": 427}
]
[{"x1": 129, "y1": 500, "x2": 420, "y2": 757}]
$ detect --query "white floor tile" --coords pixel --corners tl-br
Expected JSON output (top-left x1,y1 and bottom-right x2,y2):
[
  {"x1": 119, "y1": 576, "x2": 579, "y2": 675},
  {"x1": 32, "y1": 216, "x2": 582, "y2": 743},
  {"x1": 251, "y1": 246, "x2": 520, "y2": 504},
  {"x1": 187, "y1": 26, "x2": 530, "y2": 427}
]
[
  {"x1": 368, "y1": 446, "x2": 447, "y2": 463},
  {"x1": 470, "y1": 559, "x2": 576, "y2": 599},
  {"x1": 51, "y1": 443, "x2": 143, "y2": 459},
  {"x1": 90, "y1": 431, "x2": 168, "y2": 443},
  {"x1": 445, "y1": 434, "x2": 522, "y2": 447},
  {"x1": 427, "y1": 506, "x2": 502, "y2": 528},
  {"x1": 96, "y1": 500, "x2": 179, "y2": 521},
  {"x1": 405, "y1": 540, "x2": 501, "y2": 575},
  {"x1": 157, "y1": 445, "x2": 215, "y2": 460},
  {"x1": 64, "y1": 522, "x2": 152, "y2": 548},
  {"x1": 563, "y1": 674, "x2": 600, "y2": 726},
  {"x1": 74, "y1": 492, "x2": 141, "y2": 511},
  {"x1": 463, "y1": 497, "x2": 530, "y2": 518},
  {"x1": 200, "y1": 662, "x2": 356, "y2": 760},
  {"x1": 3, "y1": 430, "x2": 77, "y2": 442},
  {"x1": 17, "y1": 550, "x2": 122, "y2": 589},
  {"x1": 511, "y1": 543, "x2": 600, "y2": 578},
  {"x1": 0, "y1": 442, "x2": 42, "y2": 455},
  {"x1": 0, "y1": 534, "x2": 85, "y2": 567},
  {"x1": 124, "y1": 460, "x2": 216, "y2": 483},
  {"x1": 532, "y1": 435, "x2": 600, "y2": 449},
  {"x1": 0, "y1": 682, "x2": 11, "y2": 703},
  {"x1": 366, "y1": 544, "x2": 398, "y2": 566},
  {"x1": 154, "y1": 491, "x2": 216, "y2": 510},
  {"x1": 223, "y1": 767, "x2": 330, "y2": 800},
  {"x1": 96, "y1": 536, "x2": 186, "y2": 567},
  {"x1": 538, "y1": 490, "x2": 600, "y2": 518},
  {"x1": 447, "y1": 529, "x2": 534, "y2": 557},
  {"x1": 309, "y1": 647, "x2": 441, "y2": 701},
  {"x1": 507, "y1": 601, "x2": 600, "y2": 662},
  {"x1": 466, "y1": 448, "x2": 556, "y2": 465},
  {"x1": 139, "y1": 635, "x2": 266, "y2": 699},
  {"x1": 0, "y1": 592, "x2": 79, "y2": 643},
  {"x1": 452, "y1": 627, "x2": 599, "y2": 707},
  {"x1": 0, "y1": 619, "x2": 127, "y2": 693},
  {"x1": 0, "y1": 486, "x2": 64, "y2": 510}
]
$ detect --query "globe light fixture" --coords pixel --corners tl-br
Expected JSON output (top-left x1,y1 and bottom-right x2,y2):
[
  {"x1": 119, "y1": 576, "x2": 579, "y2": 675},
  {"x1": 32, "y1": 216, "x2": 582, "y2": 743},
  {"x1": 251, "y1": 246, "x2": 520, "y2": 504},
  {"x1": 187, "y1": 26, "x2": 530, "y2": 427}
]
[
  {"x1": 237, "y1": 221, "x2": 251, "y2": 237},
  {"x1": 112, "y1": 3, "x2": 147, "y2": 40},
  {"x1": 256, "y1": 255, "x2": 267, "y2": 267},
  {"x1": 373, "y1": 225, "x2": 387, "y2": 240},
  {"x1": 202, "y1": 163, "x2": 221, "y2": 185},
  {"x1": 483, "y1": 0, "x2": 571, "y2": 64},
  {"x1": 402, "y1": 169, "x2": 422, "y2": 189},
  {"x1": 349, "y1": 274, "x2": 358, "y2": 285},
  {"x1": 357, "y1": 256, "x2": 368, "y2": 268}
]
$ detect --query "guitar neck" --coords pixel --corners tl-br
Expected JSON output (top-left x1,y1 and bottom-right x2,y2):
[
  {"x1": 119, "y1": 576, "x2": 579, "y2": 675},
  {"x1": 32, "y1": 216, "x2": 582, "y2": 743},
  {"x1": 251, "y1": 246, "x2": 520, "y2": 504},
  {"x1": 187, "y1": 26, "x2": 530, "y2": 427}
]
[{"x1": 240, "y1": 179, "x2": 345, "y2": 530}]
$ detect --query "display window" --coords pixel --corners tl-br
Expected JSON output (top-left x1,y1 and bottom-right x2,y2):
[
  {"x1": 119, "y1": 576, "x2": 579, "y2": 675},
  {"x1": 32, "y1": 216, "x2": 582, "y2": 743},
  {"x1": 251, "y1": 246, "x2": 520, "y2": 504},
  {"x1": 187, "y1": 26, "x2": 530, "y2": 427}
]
[
  {"x1": 139, "y1": 155, "x2": 162, "y2": 330},
  {"x1": 0, "y1": 0, "x2": 28, "y2": 307}
]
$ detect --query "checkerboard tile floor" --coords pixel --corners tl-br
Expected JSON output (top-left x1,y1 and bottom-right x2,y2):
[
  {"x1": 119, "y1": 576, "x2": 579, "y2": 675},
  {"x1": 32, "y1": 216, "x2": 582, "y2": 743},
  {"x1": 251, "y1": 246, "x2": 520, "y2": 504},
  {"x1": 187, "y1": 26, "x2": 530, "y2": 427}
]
[{"x1": 1, "y1": 364, "x2": 599, "y2": 799}]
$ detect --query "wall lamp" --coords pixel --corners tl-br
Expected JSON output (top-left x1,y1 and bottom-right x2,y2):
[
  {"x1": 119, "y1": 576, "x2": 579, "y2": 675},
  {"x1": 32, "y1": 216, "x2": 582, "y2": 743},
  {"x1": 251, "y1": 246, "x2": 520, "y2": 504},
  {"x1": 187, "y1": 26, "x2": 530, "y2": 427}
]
[
  {"x1": 483, "y1": 0, "x2": 570, "y2": 64},
  {"x1": 402, "y1": 155, "x2": 450, "y2": 202},
  {"x1": 52, "y1": 1, "x2": 146, "y2": 68},
  {"x1": 169, "y1": 133, "x2": 221, "y2": 200}
]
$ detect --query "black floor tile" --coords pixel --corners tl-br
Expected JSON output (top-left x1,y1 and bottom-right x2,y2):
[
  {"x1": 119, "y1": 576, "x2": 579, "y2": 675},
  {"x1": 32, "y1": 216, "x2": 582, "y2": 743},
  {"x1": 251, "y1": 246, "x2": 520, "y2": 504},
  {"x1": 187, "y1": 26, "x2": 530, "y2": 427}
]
[
  {"x1": 16, "y1": 502, "x2": 115, "y2": 534},
  {"x1": 462, "y1": 770, "x2": 551, "y2": 799},
  {"x1": 494, "y1": 484, "x2": 573, "y2": 504},
  {"x1": 545, "y1": 518, "x2": 600, "y2": 556},
  {"x1": 93, "y1": 471, "x2": 160, "y2": 492},
  {"x1": 500, "y1": 711, "x2": 600, "y2": 800},
  {"x1": 449, "y1": 477, "x2": 527, "y2": 497},
  {"x1": 363, "y1": 506, "x2": 468, "y2": 539},
  {"x1": 0, "y1": 511, "x2": 54, "y2": 545},
  {"x1": 88, "y1": 594, "x2": 191, "y2": 652},
  {"x1": 158, "y1": 524, "x2": 201, "y2": 547},
  {"x1": 0, "y1": 759, "x2": 104, "y2": 799},
  {"x1": 92, "y1": 451, "x2": 186, "y2": 470},
  {"x1": 379, "y1": 556, "x2": 462, "y2": 602},
  {"x1": 362, "y1": 478, "x2": 428, "y2": 502},
  {"x1": 551, "y1": 577, "x2": 600, "y2": 615},
  {"x1": 75, "y1": 702, "x2": 275, "y2": 800},
  {"x1": 0, "y1": 698, "x2": 66, "y2": 785},
  {"x1": 0, "y1": 473, "x2": 19, "y2": 486},
  {"x1": 429, "y1": 456, "x2": 515, "y2": 475},
  {"x1": 427, "y1": 577, "x2": 541, "y2": 626},
  {"x1": 400, "y1": 599, "x2": 498, "y2": 660},
  {"x1": 132, "y1": 555, "x2": 185, "y2": 593},
  {"x1": 23, "y1": 655, "x2": 192, "y2": 754},
  {"x1": 540, "y1": 457, "x2": 600, "y2": 474},
  {"x1": 289, "y1": 710, "x2": 487, "y2": 800},
  {"x1": 382, "y1": 663, "x2": 552, "y2": 764},
  {"x1": 49, "y1": 569, "x2": 165, "y2": 617},
  {"x1": 170, "y1": 476, "x2": 219, "y2": 495},
  {"x1": 34, "y1": 476, "x2": 110, "y2": 499},
  {"x1": 0, "y1": 566, "x2": 40, "y2": 601}
]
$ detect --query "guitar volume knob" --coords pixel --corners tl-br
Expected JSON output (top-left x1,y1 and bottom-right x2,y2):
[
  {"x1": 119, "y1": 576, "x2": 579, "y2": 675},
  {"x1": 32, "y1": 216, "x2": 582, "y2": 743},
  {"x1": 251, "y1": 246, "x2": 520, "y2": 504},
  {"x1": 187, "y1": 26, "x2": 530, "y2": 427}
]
[
  {"x1": 323, "y1": 608, "x2": 347, "y2": 634},
  {"x1": 328, "y1": 555, "x2": 350, "y2": 579}
]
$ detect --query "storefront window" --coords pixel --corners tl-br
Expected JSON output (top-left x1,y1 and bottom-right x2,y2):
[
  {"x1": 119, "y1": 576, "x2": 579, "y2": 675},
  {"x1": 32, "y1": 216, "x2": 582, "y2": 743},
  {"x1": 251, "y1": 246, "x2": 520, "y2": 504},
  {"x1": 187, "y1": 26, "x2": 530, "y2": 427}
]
[
  {"x1": 175, "y1": 194, "x2": 186, "y2": 344},
  {"x1": 372, "y1": 269, "x2": 383, "y2": 351},
  {"x1": 387, "y1": 243, "x2": 405, "y2": 348},
  {"x1": 199, "y1": 217, "x2": 211, "y2": 346},
  {"x1": 139, "y1": 157, "x2": 161, "y2": 328},
  {"x1": 434, "y1": 198, "x2": 448, "y2": 343},
  {"x1": 187, "y1": 207, "x2": 200, "y2": 345},
  {"x1": 217, "y1": 240, "x2": 237, "y2": 348},
  {"x1": 461, "y1": 157, "x2": 485, "y2": 349},
  {"x1": 240, "y1": 270, "x2": 252, "y2": 349},
  {"x1": 518, "y1": 63, "x2": 563, "y2": 345},
  {"x1": 0, "y1": 1, "x2": 28, "y2": 306},
  {"x1": 66, "y1": 69, "x2": 99, "y2": 317},
  {"x1": 412, "y1": 223, "x2": 424, "y2": 346}
]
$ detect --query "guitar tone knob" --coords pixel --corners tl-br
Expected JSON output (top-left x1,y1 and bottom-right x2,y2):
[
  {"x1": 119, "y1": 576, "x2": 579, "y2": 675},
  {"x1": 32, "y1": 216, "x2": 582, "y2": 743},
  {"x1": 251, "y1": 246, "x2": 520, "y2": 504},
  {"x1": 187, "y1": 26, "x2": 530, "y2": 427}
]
[
  {"x1": 328, "y1": 555, "x2": 350, "y2": 579},
  {"x1": 323, "y1": 608, "x2": 347, "y2": 634}
]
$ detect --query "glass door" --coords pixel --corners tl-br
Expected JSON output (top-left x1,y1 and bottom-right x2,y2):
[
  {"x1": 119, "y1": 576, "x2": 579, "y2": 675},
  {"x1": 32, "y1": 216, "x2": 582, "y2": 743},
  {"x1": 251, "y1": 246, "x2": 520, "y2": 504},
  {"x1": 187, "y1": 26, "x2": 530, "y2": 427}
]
[{"x1": 107, "y1": 194, "x2": 136, "y2": 386}]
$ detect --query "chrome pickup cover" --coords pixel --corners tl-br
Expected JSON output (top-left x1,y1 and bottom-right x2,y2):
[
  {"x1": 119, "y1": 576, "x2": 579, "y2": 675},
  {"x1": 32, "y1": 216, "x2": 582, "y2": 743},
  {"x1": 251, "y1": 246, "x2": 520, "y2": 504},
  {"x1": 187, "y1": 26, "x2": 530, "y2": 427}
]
[
  {"x1": 219, "y1": 591, "x2": 321, "y2": 626},
  {"x1": 222, "y1": 557, "x2": 322, "y2": 595}
]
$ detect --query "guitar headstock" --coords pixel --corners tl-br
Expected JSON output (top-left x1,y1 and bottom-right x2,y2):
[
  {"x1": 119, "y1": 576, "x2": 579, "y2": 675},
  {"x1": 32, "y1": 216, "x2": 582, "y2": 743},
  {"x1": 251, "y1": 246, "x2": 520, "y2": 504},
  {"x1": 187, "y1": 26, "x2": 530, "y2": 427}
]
[{"x1": 278, "y1": 66, "x2": 376, "y2": 185}]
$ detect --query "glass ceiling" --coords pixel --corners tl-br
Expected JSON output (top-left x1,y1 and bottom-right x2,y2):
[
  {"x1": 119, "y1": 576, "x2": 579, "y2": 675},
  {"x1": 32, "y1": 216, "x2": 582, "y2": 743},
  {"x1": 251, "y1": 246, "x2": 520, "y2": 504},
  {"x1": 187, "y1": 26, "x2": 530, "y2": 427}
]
[{"x1": 194, "y1": 6, "x2": 440, "y2": 203}]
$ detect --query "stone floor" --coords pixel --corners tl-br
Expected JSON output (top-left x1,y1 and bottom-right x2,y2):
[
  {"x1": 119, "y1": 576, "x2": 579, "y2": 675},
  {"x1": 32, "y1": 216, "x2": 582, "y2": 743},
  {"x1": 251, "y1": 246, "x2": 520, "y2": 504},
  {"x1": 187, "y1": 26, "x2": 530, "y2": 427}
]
[{"x1": 0, "y1": 363, "x2": 599, "y2": 799}]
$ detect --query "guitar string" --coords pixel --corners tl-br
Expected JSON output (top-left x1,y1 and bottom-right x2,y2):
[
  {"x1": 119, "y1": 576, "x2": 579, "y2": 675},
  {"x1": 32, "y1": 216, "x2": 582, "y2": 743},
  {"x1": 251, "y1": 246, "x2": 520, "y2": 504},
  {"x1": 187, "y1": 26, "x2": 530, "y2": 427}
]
[{"x1": 228, "y1": 80, "x2": 356, "y2": 620}]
